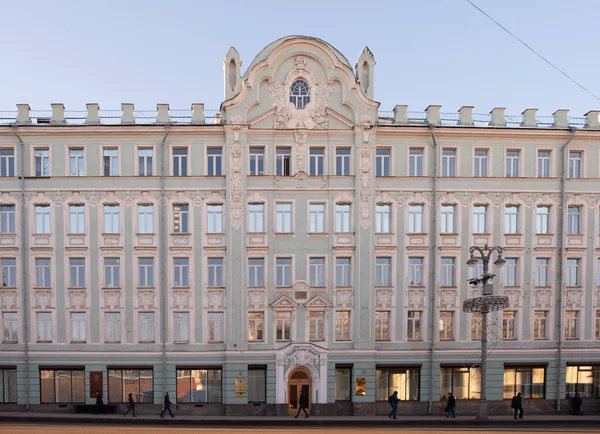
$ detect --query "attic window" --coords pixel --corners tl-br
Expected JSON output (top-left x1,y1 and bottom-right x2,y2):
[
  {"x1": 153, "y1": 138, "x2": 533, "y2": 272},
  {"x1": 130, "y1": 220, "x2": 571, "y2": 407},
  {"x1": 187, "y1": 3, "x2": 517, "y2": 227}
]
[{"x1": 290, "y1": 79, "x2": 310, "y2": 109}]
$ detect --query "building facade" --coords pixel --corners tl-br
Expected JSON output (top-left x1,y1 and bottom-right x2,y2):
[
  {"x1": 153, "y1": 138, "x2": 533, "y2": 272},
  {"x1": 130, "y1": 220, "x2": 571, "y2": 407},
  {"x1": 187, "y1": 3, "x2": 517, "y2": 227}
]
[{"x1": 0, "y1": 36, "x2": 599, "y2": 415}]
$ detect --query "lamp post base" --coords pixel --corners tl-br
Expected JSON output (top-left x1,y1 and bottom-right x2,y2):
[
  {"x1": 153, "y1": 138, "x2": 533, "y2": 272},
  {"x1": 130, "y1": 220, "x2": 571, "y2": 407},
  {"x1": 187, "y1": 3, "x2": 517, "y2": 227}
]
[{"x1": 475, "y1": 401, "x2": 489, "y2": 420}]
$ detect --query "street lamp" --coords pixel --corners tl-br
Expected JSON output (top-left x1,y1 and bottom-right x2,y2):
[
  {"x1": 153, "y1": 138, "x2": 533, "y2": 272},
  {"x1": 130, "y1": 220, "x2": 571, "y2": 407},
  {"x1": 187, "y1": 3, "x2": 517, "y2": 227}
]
[{"x1": 462, "y1": 244, "x2": 509, "y2": 420}]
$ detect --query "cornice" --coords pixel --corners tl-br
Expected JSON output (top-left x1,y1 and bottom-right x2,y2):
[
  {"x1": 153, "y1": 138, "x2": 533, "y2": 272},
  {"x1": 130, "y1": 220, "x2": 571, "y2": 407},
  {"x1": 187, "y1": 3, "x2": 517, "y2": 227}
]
[{"x1": 0, "y1": 125, "x2": 225, "y2": 137}]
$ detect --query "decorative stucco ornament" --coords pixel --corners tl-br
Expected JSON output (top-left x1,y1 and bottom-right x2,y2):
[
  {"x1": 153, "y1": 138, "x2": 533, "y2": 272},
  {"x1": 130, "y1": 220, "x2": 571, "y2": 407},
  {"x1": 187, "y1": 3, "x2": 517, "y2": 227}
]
[
  {"x1": 407, "y1": 289, "x2": 425, "y2": 308},
  {"x1": 294, "y1": 130, "x2": 308, "y2": 172},
  {"x1": 285, "y1": 347, "x2": 319, "y2": 367},
  {"x1": 228, "y1": 116, "x2": 244, "y2": 229},
  {"x1": 0, "y1": 291, "x2": 17, "y2": 309},
  {"x1": 35, "y1": 290, "x2": 52, "y2": 310},
  {"x1": 68, "y1": 290, "x2": 87, "y2": 310},
  {"x1": 359, "y1": 141, "x2": 372, "y2": 228},
  {"x1": 174, "y1": 290, "x2": 190, "y2": 310},
  {"x1": 137, "y1": 290, "x2": 154, "y2": 310},
  {"x1": 104, "y1": 290, "x2": 121, "y2": 310}
]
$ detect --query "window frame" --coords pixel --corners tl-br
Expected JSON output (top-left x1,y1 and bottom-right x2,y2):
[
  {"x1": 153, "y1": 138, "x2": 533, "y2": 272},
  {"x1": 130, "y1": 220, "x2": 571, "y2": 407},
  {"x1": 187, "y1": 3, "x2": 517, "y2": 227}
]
[
  {"x1": 206, "y1": 147, "x2": 223, "y2": 176},
  {"x1": 39, "y1": 369, "x2": 85, "y2": 403}
]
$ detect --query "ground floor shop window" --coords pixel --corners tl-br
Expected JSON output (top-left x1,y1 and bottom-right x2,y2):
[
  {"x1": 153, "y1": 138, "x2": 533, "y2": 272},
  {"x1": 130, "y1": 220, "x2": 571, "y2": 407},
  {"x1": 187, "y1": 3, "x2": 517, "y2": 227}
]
[
  {"x1": 440, "y1": 366, "x2": 480, "y2": 400},
  {"x1": 376, "y1": 367, "x2": 420, "y2": 401},
  {"x1": 503, "y1": 366, "x2": 545, "y2": 399},
  {"x1": 108, "y1": 369, "x2": 153, "y2": 403},
  {"x1": 247, "y1": 366, "x2": 266, "y2": 403},
  {"x1": 176, "y1": 368, "x2": 222, "y2": 403},
  {"x1": 40, "y1": 369, "x2": 85, "y2": 403},
  {"x1": 566, "y1": 365, "x2": 600, "y2": 398},
  {"x1": 0, "y1": 368, "x2": 17, "y2": 403},
  {"x1": 335, "y1": 366, "x2": 352, "y2": 401}
]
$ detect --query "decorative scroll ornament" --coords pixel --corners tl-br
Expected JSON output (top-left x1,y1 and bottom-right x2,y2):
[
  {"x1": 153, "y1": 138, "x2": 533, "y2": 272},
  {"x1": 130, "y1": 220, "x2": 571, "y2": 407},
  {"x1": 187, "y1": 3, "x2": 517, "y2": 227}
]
[
  {"x1": 294, "y1": 130, "x2": 308, "y2": 172},
  {"x1": 137, "y1": 290, "x2": 154, "y2": 310},
  {"x1": 285, "y1": 347, "x2": 319, "y2": 367},
  {"x1": 248, "y1": 290, "x2": 265, "y2": 310},
  {"x1": 359, "y1": 141, "x2": 372, "y2": 228},
  {"x1": 230, "y1": 141, "x2": 243, "y2": 229},
  {"x1": 35, "y1": 290, "x2": 52, "y2": 310},
  {"x1": 104, "y1": 290, "x2": 121, "y2": 310},
  {"x1": 334, "y1": 289, "x2": 353, "y2": 308},
  {"x1": 0, "y1": 291, "x2": 17, "y2": 309},
  {"x1": 207, "y1": 290, "x2": 224, "y2": 310},
  {"x1": 534, "y1": 289, "x2": 552, "y2": 309},
  {"x1": 407, "y1": 289, "x2": 425, "y2": 308},
  {"x1": 228, "y1": 114, "x2": 243, "y2": 141},
  {"x1": 68, "y1": 290, "x2": 87, "y2": 310},
  {"x1": 375, "y1": 289, "x2": 393, "y2": 308}
]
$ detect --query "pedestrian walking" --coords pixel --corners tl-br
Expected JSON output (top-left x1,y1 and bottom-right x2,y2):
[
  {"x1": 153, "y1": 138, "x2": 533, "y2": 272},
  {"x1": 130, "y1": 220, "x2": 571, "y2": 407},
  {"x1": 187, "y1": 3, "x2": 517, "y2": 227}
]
[
  {"x1": 94, "y1": 390, "x2": 105, "y2": 415},
  {"x1": 160, "y1": 392, "x2": 175, "y2": 418},
  {"x1": 511, "y1": 392, "x2": 523, "y2": 419},
  {"x1": 388, "y1": 390, "x2": 399, "y2": 419},
  {"x1": 124, "y1": 393, "x2": 136, "y2": 417},
  {"x1": 572, "y1": 392, "x2": 583, "y2": 415},
  {"x1": 445, "y1": 392, "x2": 456, "y2": 418},
  {"x1": 294, "y1": 389, "x2": 309, "y2": 418}
]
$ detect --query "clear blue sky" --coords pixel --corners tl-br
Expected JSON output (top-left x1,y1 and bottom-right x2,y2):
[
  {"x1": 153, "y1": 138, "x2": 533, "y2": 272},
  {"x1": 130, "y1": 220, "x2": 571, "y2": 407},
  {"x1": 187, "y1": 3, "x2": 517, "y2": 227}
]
[{"x1": 4, "y1": 0, "x2": 600, "y2": 117}]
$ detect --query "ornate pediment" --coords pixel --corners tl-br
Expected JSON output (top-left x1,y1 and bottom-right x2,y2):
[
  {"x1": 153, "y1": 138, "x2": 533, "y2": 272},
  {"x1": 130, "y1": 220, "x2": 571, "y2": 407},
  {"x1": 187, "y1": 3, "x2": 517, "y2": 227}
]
[
  {"x1": 304, "y1": 294, "x2": 332, "y2": 309},
  {"x1": 271, "y1": 295, "x2": 298, "y2": 309}
]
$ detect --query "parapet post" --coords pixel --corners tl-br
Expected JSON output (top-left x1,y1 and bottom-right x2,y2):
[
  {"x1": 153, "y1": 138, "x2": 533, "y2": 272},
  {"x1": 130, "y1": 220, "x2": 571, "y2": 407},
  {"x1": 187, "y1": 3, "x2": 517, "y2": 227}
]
[
  {"x1": 86, "y1": 103, "x2": 100, "y2": 125},
  {"x1": 50, "y1": 103, "x2": 65, "y2": 124},
  {"x1": 489, "y1": 107, "x2": 506, "y2": 127},
  {"x1": 425, "y1": 105, "x2": 441, "y2": 125},
  {"x1": 458, "y1": 106, "x2": 474, "y2": 126},
  {"x1": 552, "y1": 110, "x2": 569, "y2": 128},
  {"x1": 584, "y1": 110, "x2": 600, "y2": 129},
  {"x1": 521, "y1": 108, "x2": 538, "y2": 127},
  {"x1": 156, "y1": 104, "x2": 170, "y2": 124},
  {"x1": 121, "y1": 103, "x2": 135, "y2": 124},
  {"x1": 191, "y1": 103, "x2": 205, "y2": 124},
  {"x1": 16, "y1": 104, "x2": 31, "y2": 123},
  {"x1": 393, "y1": 105, "x2": 408, "y2": 124}
]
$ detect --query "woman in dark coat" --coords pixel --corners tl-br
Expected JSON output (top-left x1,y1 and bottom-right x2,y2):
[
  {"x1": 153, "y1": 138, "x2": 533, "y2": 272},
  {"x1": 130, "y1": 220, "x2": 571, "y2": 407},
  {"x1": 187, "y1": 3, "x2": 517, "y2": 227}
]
[
  {"x1": 572, "y1": 392, "x2": 583, "y2": 415},
  {"x1": 294, "y1": 390, "x2": 309, "y2": 418}
]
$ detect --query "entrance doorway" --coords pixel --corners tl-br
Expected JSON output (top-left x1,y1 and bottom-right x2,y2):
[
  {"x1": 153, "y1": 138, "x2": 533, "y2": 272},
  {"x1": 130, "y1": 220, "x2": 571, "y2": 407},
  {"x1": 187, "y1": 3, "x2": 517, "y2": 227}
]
[{"x1": 288, "y1": 368, "x2": 311, "y2": 416}]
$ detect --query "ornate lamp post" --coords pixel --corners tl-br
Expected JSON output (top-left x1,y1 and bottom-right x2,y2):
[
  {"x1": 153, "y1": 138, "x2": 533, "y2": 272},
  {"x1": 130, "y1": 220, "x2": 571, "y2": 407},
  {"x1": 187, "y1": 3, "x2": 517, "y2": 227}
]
[{"x1": 462, "y1": 244, "x2": 509, "y2": 420}]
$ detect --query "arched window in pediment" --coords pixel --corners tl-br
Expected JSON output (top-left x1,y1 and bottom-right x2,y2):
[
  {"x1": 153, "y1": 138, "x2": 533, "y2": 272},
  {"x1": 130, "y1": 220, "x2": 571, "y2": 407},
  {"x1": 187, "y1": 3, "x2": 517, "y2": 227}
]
[{"x1": 290, "y1": 79, "x2": 310, "y2": 109}]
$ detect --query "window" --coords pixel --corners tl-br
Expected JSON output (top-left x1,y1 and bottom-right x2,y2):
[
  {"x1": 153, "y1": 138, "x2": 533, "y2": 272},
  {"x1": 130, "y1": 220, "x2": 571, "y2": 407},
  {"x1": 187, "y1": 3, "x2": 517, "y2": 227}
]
[
  {"x1": 408, "y1": 205, "x2": 423, "y2": 233},
  {"x1": 108, "y1": 369, "x2": 153, "y2": 403},
  {"x1": 471, "y1": 259, "x2": 483, "y2": 280},
  {"x1": 208, "y1": 258, "x2": 223, "y2": 286},
  {"x1": 566, "y1": 258, "x2": 580, "y2": 286},
  {"x1": 207, "y1": 148, "x2": 222, "y2": 176},
  {"x1": 105, "y1": 312, "x2": 121, "y2": 343},
  {"x1": 174, "y1": 312, "x2": 189, "y2": 342},
  {"x1": 336, "y1": 148, "x2": 351, "y2": 176},
  {"x1": 473, "y1": 206, "x2": 487, "y2": 233},
  {"x1": 249, "y1": 147, "x2": 264, "y2": 176},
  {"x1": 474, "y1": 149, "x2": 487, "y2": 177},
  {"x1": 407, "y1": 311, "x2": 421, "y2": 340},
  {"x1": 208, "y1": 312, "x2": 223, "y2": 342},
  {"x1": 309, "y1": 148, "x2": 324, "y2": 176},
  {"x1": 336, "y1": 204, "x2": 351, "y2": 232},
  {"x1": 441, "y1": 149, "x2": 456, "y2": 177},
  {"x1": 172, "y1": 148, "x2": 187, "y2": 177},
  {"x1": 566, "y1": 365, "x2": 600, "y2": 398},
  {"x1": 376, "y1": 367, "x2": 420, "y2": 401},
  {"x1": 34, "y1": 149, "x2": 50, "y2": 177},
  {"x1": 309, "y1": 257, "x2": 325, "y2": 286},
  {"x1": 71, "y1": 312, "x2": 86, "y2": 342},
  {"x1": 440, "y1": 205, "x2": 455, "y2": 233},
  {"x1": 375, "y1": 311, "x2": 389, "y2": 340},
  {"x1": 0, "y1": 149, "x2": 15, "y2": 177},
  {"x1": 173, "y1": 205, "x2": 189, "y2": 233},
  {"x1": 1, "y1": 258, "x2": 16, "y2": 287},
  {"x1": 596, "y1": 311, "x2": 600, "y2": 340},
  {"x1": 335, "y1": 258, "x2": 351, "y2": 286},
  {"x1": 506, "y1": 150, "x2": 519, "y2": 177},
  {"x1": 40, "y1": 369, "x2": 85, "y2": 403},
  {"x1": 440, "y1": 258, "x2": 455, "y2": 286},
  {"x1": 440, "y1": 367, "x2": 481, "y2": 400},
  {"x1": 376, "y1": 257, "x2": 391, "y2": 286},
  {"x1": 471, "y1": 312, "x2": 482, "y2": 340},
  {"x1": 248, "y1": 367, "x2": 266, "y2": 403},
  {"x1": 276, "y1": 203, "x2": 292, "y2": 233},
  {"x1": 0, "y1": 369, "x2": 17, "y2": 402},
  {"x1": 104, "y1": 258, "x2": 120, "y2": 287},
  {"x1": 502, "y1": 311, "x2": 516, "y2": 339},
  {"x1": 174, "y1": 258, "x2": 189, "y2": 287},
  {"x1": 248, "y1": 258, "x2": 264, "y2": 287},
  {"x1": 376, "y1": 149, "x2": 390, "y2": 176},
  {"x1": 138, "y1": 148, "x2": 153, "y2": 176},
  {"x1": 103, "y1": 205, "x2": 119, "y2": 234},
  {"x1": 537, "y1": 151, "x2": 550, "y2": 178},
  {"x1": 535, "y1": 259, "x2": 549, "y2": 286},
  {"x1": 533, "y1": 311, "x2": 547, "y2": 340},
  {"x1": 504, "y1": 206, "x2": 519, "y2": 234},
  {"x1": 536, "y1": 206, "x2": 550, "y2": 234},
  {"x1": 35, "y1": 205, "x2": 51, "y2": 234},
  {"x1": 137, "y1": 312, "x2": 154, "y2": 342},
  {"x1": 103, "y1": 148, "x2": 118, "y2": 176},
  {"x1": 335, "y1": 311, "x2": 350, "y2": 341},
  {"x1": 408, "y1": 257, "x2": 423, "y2": 286},
  {"x1": 137, "y1": 205, "x2": 154, "y2": 234},
  {"x1": 569, "y1": 151, "x2": 582, "y2": 179},
  {"x1": 290, "y1": 79, "x2": 310, "y2": 109},
  {"x1": 275, "y1": 311, "x2": 291, "y2": 341},
  {"x1": 276, "y1": 257, "x2": 292, "y2": 287},
  {"x1": 207, "y1": 205, "x2": 223, "y2": 233},
  {"x1": 376, "y1": 204, "x2": 391, "y2": 233},
  {"x1": 176, "y1": 369, "x2": 221, "y2": 403},
  {"x1": 309, "y1": 203, "x2": 325, "y2": 233},
  {"x1": 248, "y1": 312, "x2": 264, "y2": 341},
  {"x1": 37, "y1": 312, "x2": 52, "y2": 342},
  {"x1": 568, "y1": 206, "x2": 581, "y2": 234},
  {"x1": 69, "y1": 258, "x2": 85, "y2": 288},
  {"x1": 248, "y1": 204, "x2": 264, "y2": 233},
  {"x1": 0, "y1": 205, "x2": 15, "y2": 234},
  {"x1": 503, "y1": 367, "x2": 545, "y2": 399},
  {"x1": 276, "y1": 148, "x2": 292, "y2": 176},
  {"x1": 439, "y1": 311, "x2": 453, "y2": 340},
  {"x1": 564, "y1": 311, "x2": 578, "y2": 339},
  {"x1": 69, "y1": 149, "x2": 84, "y2": 176},
  {"x1": 138, "y1": 258, "x2": 154, "y2": 287},
  {"x1": 504, "y1": 258, "x2": 517, "y2": 286},
  {"x1": 335, "y1": 367, "x2": 351, "y2": 401},
  {"x1": 309, "y1": 311, "x2": 325, "y2": 341},
  {"x1": 69, "y1": 205, "x2": 85, "y2": 234},
  {"x1": 409, "y1": 148, "x2": 423, "y2": 176},
  {"x1": 2, "y1": 312, "x2": 18, "y2": 342}
]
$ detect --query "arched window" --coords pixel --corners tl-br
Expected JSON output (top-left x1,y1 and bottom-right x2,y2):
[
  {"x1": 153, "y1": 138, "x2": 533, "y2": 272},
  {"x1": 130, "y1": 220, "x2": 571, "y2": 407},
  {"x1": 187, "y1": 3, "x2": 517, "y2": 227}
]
[{"x1": 290, "y1": 79, "x2": 310, "y2": 109}]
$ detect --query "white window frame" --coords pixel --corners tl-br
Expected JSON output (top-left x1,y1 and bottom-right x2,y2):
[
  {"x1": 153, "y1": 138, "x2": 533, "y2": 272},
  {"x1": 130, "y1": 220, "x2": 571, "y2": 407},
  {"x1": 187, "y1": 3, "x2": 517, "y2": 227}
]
[
  {"x1": 104, "y1": 257, "x2": 120, "y2": 288},
  {"x1": 248, "y1": 203, "x2": 265, "y2": 233},
  {"x1": 69, "y1": 204, "x2": 85, "y2": 234},
  {"x1": 275, "y1": 147, "x2": 292, "y2": 177},
  {"x1": 503, "y1": 258, "x2": 517, "y2": 287},
  {"x1": 537, "y1": 150, "x2": 551, "y2": 178},
  {"x1": 69, "y1": 258, "x2": 85, "y2": 288},
  {"x1": 173, "y1": 257, "x2": 190, "y2": 287},
  {"x1": 207, "y1": 311, "x2": 223, "y2": 343},
  {"x1": 275, "y1": 202, "x2": 293, "y2": 233},
  {"x1": 249, "y1": 147, "x2": 265, "y2": 176},
  {"x1": 103, "y1": 205, "x2": 120, "y2": 234},
  {"x1": 34, "y1": 148, "x2": 50, "y2": 177},
  {"x1": 3, "y1": 312, "x2": 18, "y2": 342},
  {"x1": 69, "y1": 148, "x2": 84, "y2": 177},
  {"x1": 206, "y1": 147, "x2": 222, "y2": 176},
  {"x1": 441, "y1": 148, "x2": 456, "y2": 177},
  {"x1": 35, "y1": 205, "x2": 51, "y2": 234},
  {"x1": 408, "y1": 204, "x2": 424, "y2": 233},
  {"x1": 536, "y1": 206, "x2": 550, "y2": 234},
  {"x1": 309, "y1": 147, "x2": 325, "y2": 176},
  {"x1": 567, "y1": 206, "x2": 581, "y2": 234},
  {"x1": 275, "y1": 311, "x2": 291, "y2": 341},
  {"x1": 173, "y1": 204, "x2": 189, "y2": 234},
  {"x1": 409, "y1": 148, "x2": 424, "y2": 177},
  {"x1": 335, "y1": 257, "x2": 351, "y2": 287},
  {"x1": 535, "y1": 258, "x2": 549, "y2": 287},
  {"x1": 138, "y1": 258, "x2": 154, "y2": 288},
  {"x1": 407, "y1": 311, "x2": 422, "y2": 340},
  {"x1": 35, "y1": 258, "x2": 51, "y2": 288},
  {"x1": 1, "y1": 258, "x2": 16, "y2": 288},
  {"x1": 207, "y1": 204, "x2": 223, "y2": 233},
  {"x1": 504, "y1": 205, "x2": 519, "y2": 234},
  {"x1": 376, "y1": 204, "x2": 391, "y2": 233},
  {"x1": 138, "y1": 147, "x2": 154, "y2": 176},
  {"x1": 335, "y1": 204, "x2": 351, "y2": 233},
  {"x1": 102, "y1": 147, "x2": 119, "y2": 176},
  {"x1": 440, "y1": 257, "x2": 455, "y2": 286},
  {"x1": 533, "y1": 311, "x2": 547, "y2": 340},
  {"x1": 172, "y1": 147, "x2": 188, "y2": 177},
  {"x1": 207, "y1": 257, "x2": 224, "y2": 287},
  {"x1": 474, "y1": 149, "x2": 488, "y2": 177},
  {"x1": 0, "y1": 205, "x2": 16, "y2": 234},
  {"x1": 440, "y1": 205, "x2": 455, "y2": 234},
  {"x1": 473, "y1": 205, "x2": 487, "y2": 234},
  {"x1": 569, "y1": 151, "x2": 582, "y2": 179},
  {"x1": 37, "y1": 312, "x2": 52, "y2": 342},
  {"x1": 309, "y1": 257, "x2": 326, "y2": 287},
  {"x1": 308, "y1": 310, "x2": 325, "y2": 341},
  {"x1": 105, "y1": 312, "x2": 121, "y2": 343},
  {"x1": 408, "y1": 257, "x2": 423, "y2": 286},
  {"x1": 0, "y1": 148, "x2": 15, "y2": 177},
  {"x1": 564, "y1": 310, "x2": 578, "y2": 339},
  {"x1": 309, "y1": 203, "x2": 326, "y2": 233},
  {"x1": 248, "y1": 311, "x2": 264, "y2": 342},
  {"x1": 335, "y1": 147, "x2": 351, "y2": 176},
  {"x1": 275, "y1": 257, "x2": 293, "y2": 287},
  {"x1": 174, "y1": 312, "x2": 189, "y2": 342},
  {"x1": 248, "y1": 258, "x2": 265, "y2": 287},
  {"x1": 375, "y1": 257, "x2": 391, "y2": 286},
  {"x1": 335, "y1": 311, "x2": 350, "y2": 341},
  {"x1": 137, "y1": 204, "x2": 154, "y2": 234},
  {"x1": 375, "y1": 148, "x2": 390, "y2": 177},
  {"x1": 139, "y1": 312, "x2": 155, "y2": 343},
  {"x1": 439, "y1": 311, "x2": 454, "y2": 340},
  {"x1": 506, "y1": 150, "x2": 520, "y2": 177},
  {"x1": 566, "y1": 258, "x2": 580, "y2": 286},
  {"x1": 375, "y1": 311, "x2": 389, "y2": 341},
  {"x1": 502, "y1": 311, "x2": 516, "y2": 340}
]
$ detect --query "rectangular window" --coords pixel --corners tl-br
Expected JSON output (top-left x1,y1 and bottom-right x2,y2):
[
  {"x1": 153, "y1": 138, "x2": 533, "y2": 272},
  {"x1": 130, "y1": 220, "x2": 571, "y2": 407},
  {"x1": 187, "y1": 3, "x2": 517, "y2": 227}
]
[
  {"x1": 69, "y1": 205, "x2": 85, "y2": 234},
  {"x1": 376, "y1": 149, "x2": 390, "y2": 176},
  {"x1": 505, "y1": 206, "x2": 519, "y2": 234},
  {"x1": 409, "y1": 148, "x2": 424, "y2": 177},
  {"x1": 566, "y1": 258, "x2": 580, "y2": 286},
  {"x1": 441, "y1": 149, "x2": 456, "y2": 177},
  {"x1": 37, "y1": 312, "x2": 52, "y2": 342},
  {"x1": 335, "y1": 311, "x2": 350, "y2": 341},
  {"x1": 565, "y1": 310, "x2": 578, "y2": 339},
  {"x1": 2, "y1": 313, "x2": 18, "y2": 342},
  {"x1": 0, "y1": 258, "x2": 16, "y2": 288},
  {"x1": 248, "y1": 312, "x2": 264, "y2": 342},
  {"x1": 173, "y1": 205, "x2": 189, "y2": 233},
  {"x1": 35, "y1": 148, "x2": 50, "y2": 177},
  {"x1": 174, "y1": 312, "x2": 189, "y2": 342},
  {"x1": 108, "y1": 369, "x2": 153, "y2": 403},
  {"x1": 309, "y1": 257, "x2": 325, "y2": 286},
  {"x1": 0, "y1": 368, "x2": 17, "y2": 402},
  {"x1": 103, "y1": 205, "x2": 119, "y2": 234},
  {"x1": 506, "y1": 150, "x2": 519, "y2": 177},
  {"x1": 69, "y1": 258, "x2": 85, "y2": 288},
  {"x1": 248, "y1": 258, "x2": 264, "y2": 287},
  {"x1": 138, "y1": 148, "x2": 153, "y2": 176},
  {"x1": 335, "y1": 257, "x2": 351, "y2": 286},
  {"x1": 276, "y1": 147, "x2": 291, "y2": 176},
  {"x1": 533, "y1": 311, "x2": 547, "y2": 340},
  {"x1": 471, "y1": 259, "x2": 483, "y2": 280},
  {"x1": 407, "y1": 311, "x2": 421, "y2": 340},
  {"x1": 173, "y1": 258, "x2": 189, "y2": 287},
  {"x1": 376, "y1": 367, "x2": 420, "y2": 401},
  {"x1": 138, "y1": 258, "x2": 154, "y2": 287},
  {"x1": 503, "y1": 367, "x2": 545, "y2": 399},
  {"x1": 474, "y1": 149, "x2": 487, "y2": 177},
  {"x1": 309, "y1": 148, "x2": 325, "y2": 176},
  {"x1": 473, "y1": 205, "x2": 487, "y2": 233},
  {"x1": 35, "y1": 205, "x2": 51, "y2": 234},
  {"x1": 440, "y1": 205, "x2": 455, "y2": 233},
  {"x1": 569, "y1": 151, "x2": 582, "y2": 179},
  {"x1": 71, "y1": 312, "x2": 86, "y2": 342},
  {"x1": 504, "y1": 258, "x2": 517, "y2": 286},
  {"x1": 536, "y1": 206, "x2": 550, "y2": 234},
  {"x1": 103, "y1": 148, "x2": 118, "y2": 176},
  {"x1": 207, "y1": 148, "x2": 222, "y2": 176},
  {"x1": 309, "y1": 311, "x2": 325, "y2": 341},
  {"x1": 408, "y1": 257, "x2": 423, "y2": 286},
  {"x1": 248, "y1": 367, "x2": 266, "y2": 403},
  {"x1": 566, "y1": 365, "x2": 600, "y2": 398},
  {"x1": 249, "y1": 147, "x2": 264, "y2": 176},
  {"x1": 408, "y1": 205, "x2": 423, "y2": 233},
  {"x1": 375, "y1": 311, "x2": 389, "y2": 341},
  {"x1": 275, "y1": 311, "x2": 291, "y2": 341},
  {"x1": 376, "y1": 257, "x2": 391, "y2": 286},
  {"x1": 568, "y1": 206, "x2": 581, "y2": 234},
  {"x1": 173, "y1": 148, "x2": 188, "y2": 177},
  {"x1": 276, "y1": 257, "x2": 292, "y2": 287},
  {"x1": 336, "y1": 204, "x2": 351, "y2": 232},
  {"x1": 69, "y1": 149, "x2": 84, "y2": 176},
  {"x1": 104, "y1": 258, "x2": 120, "y2": 287},
  {"x1": 535, "y1": 258, "x2": 549, "y2": 286},
  {"x1": 105, "y1": 312, "x2": 121, "y2": 343},
  {"x1": 207, "y1": 205, "x2": 223, "y2": 233},
  {"x1": 138, "y1": 312, "x2": 155, "y2": 342},
  {"x1": 176, "y1": 369, "x2": 221, "y2": 403},
  {"x1": 376, "y1": 204, "x2": 391, "y2": 233},
  {"x1": 0, "y1": 205, "x2": 16, "y2": 234},
  {"x1": 208, "y1": 312, "x2": 223, "y2": 342},
  {"x1": 440, "y1": 258, "x2": 455, "y2": 286},
  {"x1": 440, "y1": 367, "x2": 481, "y2": 400},
  {"x1": 309, "y1": 203, "x2": 325, "y2": 233},
  {"x1": 0, "y1": 149, "x2": 15, "y2": 177},
  {"x1": 335, "y1": 367, "x2": 351, "y2": 401},
  {"x1": 276, "y1": 203, "x2": 292, "y2": 233},
  {"x1": 137, "y1": 205, "x2": 154, "y2": 234},
  {"x1": 537, "y1": 151, "x2": 550, "y2": 178},
  {"x1": 502, "y1": 311, "x2": 516, "y2": 339},
  {"x1": 248, "y1": 204, "x2": 264, "y2": 233},
  {"x1": 471, "y1": 312, "x2": 482, "y2": 340},
  {"x1": 40, "y1": 369, "x2": 85, "y2": 403},
  {"x1": 336, "y1": 148, "x2": 351, "y2": 176},
  {"x1": 439, "y1": 311, "x2": 453, "y2": 340},
  {"x1": 208, "y1": 258, "x2": 223, "y2": 286}
]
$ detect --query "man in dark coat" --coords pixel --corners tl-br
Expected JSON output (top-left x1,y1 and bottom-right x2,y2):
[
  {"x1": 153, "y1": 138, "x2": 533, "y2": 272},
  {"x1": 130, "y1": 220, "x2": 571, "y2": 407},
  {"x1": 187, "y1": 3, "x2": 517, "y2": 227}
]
[
  {"x1": 572, "y1": 392, "x2": 583, "y2": 415},
  {"x1": 294, "y1": 389, "x2": 309, "y2": 418},
  {"x1": 388, "y1": 391, "x2": 399, "y2": 419},
  {"x1": 124, "y1": 393, "x2": 136, "y2": 417},
  {"x1": 511, "y1": 392, "x2": 523, "y2": 419},
  {"x1": 94, "y1": 390, "x2": 105, "y2": 415},
  {"x1": 160, "y1": 392, "x2": 175, "y2": 418},
  {"x1": 446, "y1": 392, "x2": 456, "y2": 418}
]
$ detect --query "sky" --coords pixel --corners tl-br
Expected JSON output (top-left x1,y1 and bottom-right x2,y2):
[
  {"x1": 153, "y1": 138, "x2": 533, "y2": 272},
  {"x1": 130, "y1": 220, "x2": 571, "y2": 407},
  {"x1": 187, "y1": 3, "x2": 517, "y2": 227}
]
[{"x1": 3, "y1": 0, "x2": 600, "y2": 118}]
